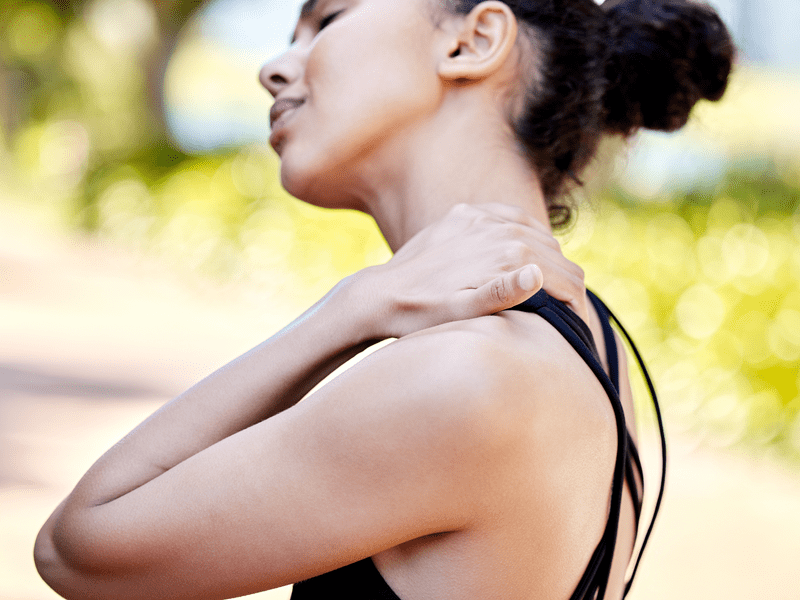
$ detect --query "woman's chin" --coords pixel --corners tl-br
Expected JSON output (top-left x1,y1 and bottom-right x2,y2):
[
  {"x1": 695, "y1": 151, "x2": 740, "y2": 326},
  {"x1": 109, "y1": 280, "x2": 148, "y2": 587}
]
[
  {"x1": 278, "y1": 158, "x2": 314, "y2": 200},
  {"x1": 279, "y1": 159, "x2": 361, "y2": 210}
]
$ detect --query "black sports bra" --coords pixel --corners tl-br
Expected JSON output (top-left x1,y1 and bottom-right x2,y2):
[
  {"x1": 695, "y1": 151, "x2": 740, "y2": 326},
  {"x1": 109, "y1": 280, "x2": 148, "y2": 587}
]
[{"x1": 291, "y1": 290, "x2": 666, "y2": 600}]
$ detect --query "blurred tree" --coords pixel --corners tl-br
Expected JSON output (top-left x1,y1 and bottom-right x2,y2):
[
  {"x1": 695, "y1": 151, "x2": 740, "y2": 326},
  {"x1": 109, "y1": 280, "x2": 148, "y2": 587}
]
[
  {"x1": 3, "y1": 0, "x2": 204, "y2": 132},
  {"x1": 0, "y1": 0, "x2": 213, "y2": 227}
]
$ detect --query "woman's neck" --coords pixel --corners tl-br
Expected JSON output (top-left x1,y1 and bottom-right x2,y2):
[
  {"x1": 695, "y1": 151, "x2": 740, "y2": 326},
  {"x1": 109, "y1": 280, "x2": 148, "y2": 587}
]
[{"x1": 352, "y1": 93, "x2": 551, "y2": 252}]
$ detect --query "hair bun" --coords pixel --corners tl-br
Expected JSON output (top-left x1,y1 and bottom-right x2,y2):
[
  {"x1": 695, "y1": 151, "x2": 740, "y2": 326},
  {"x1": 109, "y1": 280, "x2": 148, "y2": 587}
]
[{"x1": 602, "y1": 0, "x2": 735, "y2": 135}]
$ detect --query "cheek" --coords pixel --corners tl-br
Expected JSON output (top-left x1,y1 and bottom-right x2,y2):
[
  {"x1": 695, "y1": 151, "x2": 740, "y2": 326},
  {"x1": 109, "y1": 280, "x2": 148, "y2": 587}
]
[
  {"x1": 307, "y1": 13, "x2": 438, "y2": 122},
  {"x1": 281, "y1": 15, "x2": 440, "y2": 199}
]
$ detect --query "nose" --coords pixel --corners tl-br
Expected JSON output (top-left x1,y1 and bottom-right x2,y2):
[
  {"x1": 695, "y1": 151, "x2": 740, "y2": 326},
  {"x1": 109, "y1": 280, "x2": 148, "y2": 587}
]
[{"x1": 259, "y1": 47, "x2": 303, "y2": 98}]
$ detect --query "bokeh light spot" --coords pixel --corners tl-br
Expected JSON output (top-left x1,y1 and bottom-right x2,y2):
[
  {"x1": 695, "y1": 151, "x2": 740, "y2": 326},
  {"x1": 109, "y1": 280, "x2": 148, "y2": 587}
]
[
  {"x1": 676, "y1": 283, "x2": 727, "y2": 339},
  {"x1": 722, "y1": 223, "x2": 771, "y2": 278},
  {"x1": 85, "y1": 0, "x2": 157, "y2": 53},
  {"x1": 7, "y1": 3, "x2": 60, "y2": 59}
]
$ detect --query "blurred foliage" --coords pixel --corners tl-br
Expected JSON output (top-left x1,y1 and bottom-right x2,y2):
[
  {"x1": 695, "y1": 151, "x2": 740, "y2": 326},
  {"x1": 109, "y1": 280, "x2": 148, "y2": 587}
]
[
  {"x1": 1, "y1": 0, "x2": 799, "y2": 463},
  {"x1": 0, "y1": 0, "x2": 203, "y2": 229},
  {"x1": 564, "y1": 170, "x2": 800, "y2": 461}
]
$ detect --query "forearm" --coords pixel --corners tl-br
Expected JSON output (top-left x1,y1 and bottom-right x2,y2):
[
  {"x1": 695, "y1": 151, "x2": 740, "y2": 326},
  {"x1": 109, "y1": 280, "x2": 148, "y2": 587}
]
[{"x1": 50, "y1": 274, "x2": 379, "y2": 518}]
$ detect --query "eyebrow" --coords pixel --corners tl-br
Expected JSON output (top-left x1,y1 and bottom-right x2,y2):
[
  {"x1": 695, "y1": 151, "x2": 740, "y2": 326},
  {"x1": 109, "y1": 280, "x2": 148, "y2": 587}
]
[
  {"x1": 300, "y1": 0, "x2": 318, "y2": 17},
  {"x1": 290, "y1": 0, "x2": 318, "y2": 44}
]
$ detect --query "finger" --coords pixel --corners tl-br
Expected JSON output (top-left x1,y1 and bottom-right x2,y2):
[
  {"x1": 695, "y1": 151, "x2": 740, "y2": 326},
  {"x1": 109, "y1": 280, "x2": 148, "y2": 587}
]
[
  {"x1": 474, "y1": 203, "x2": 531, "y2": 222},
  {"x1": 469, "y1": 206, "x2": 560, "y2": 253},
  {"x1": 563, "y1": 289, "x2": 590, "y2": 325},
  {"x1": 444, "y1": 205, "x2": 557, "y2": 256},
  {"x1": 549, "y1": 288, "x2": 590, "y2": 324},
  {"x1": 517, "y1": 226, "x2": 563, "y2": 252},
  {"x1": 466, "y1": 264, "x2": 544, "y2": 316},
  {"x1": 517, "y1": 264, "x2": 544, "y2": 294},
  {"x1": 475, "y1": 204, "x2": 551, "y2": 233},
  {"x1": 537, "y1": 267, "x2": 589, "y2": 324}
]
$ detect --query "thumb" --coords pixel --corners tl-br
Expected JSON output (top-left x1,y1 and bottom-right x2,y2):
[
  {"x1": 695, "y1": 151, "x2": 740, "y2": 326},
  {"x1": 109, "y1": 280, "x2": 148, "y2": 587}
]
[{"x1": 471, "y1": 264, "x2": 543, "y2": 315}]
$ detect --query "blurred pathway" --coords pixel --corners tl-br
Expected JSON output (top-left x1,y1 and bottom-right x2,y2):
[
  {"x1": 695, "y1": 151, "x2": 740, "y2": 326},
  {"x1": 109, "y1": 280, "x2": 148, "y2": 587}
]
[{"x1": 1, "y1": 204, "x2": 799, "y2": 600}]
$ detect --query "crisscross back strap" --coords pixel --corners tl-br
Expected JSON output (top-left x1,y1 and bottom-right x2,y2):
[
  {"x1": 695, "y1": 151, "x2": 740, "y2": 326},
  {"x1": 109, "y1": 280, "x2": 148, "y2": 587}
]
[{"x1": 587, "y1": 291, "x2": 667, "y2": 595}]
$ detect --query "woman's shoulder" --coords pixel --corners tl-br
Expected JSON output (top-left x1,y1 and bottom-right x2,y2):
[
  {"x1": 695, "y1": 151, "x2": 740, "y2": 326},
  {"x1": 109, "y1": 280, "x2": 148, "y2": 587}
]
[
  {"x1": 272, "y1": 311, "x2": 618, "y2": 554},
  {"x1": 346, "y1": 311, "x2": 616, "y2": 445},
  {"x1": 404, "y1": 310, "x2": 611, "y2": 393}
]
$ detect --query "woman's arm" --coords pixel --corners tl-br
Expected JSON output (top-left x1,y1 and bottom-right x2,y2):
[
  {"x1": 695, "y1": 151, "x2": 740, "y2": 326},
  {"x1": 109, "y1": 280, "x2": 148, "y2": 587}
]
[
  {"x1": 36, "y1": 203, "x2": 555, "y2": 510},
  {"x1": 34, "y1": 203, "x2": 585, "y2": 598},
  {"x1": 36, "y1": 323, "x2": 553, "y2": 600}
]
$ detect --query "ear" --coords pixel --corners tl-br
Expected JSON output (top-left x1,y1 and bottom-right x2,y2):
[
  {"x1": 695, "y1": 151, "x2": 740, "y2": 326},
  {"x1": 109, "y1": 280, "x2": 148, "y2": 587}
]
[{"x1": 438, "y1": 1, "x2": 518, "y2": 81}]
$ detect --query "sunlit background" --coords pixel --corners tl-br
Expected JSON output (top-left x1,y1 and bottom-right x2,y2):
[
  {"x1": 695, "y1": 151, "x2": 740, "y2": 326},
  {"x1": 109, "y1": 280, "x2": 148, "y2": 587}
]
[{"x1": 1, "y1": 0, "x2": 799, "y2": 598}]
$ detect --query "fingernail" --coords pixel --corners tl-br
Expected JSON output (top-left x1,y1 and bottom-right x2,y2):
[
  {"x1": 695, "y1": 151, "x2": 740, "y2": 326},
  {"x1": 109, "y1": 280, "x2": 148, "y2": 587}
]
[{"x1": 519, "y1": 265, "x2": 540, "y2": 291}]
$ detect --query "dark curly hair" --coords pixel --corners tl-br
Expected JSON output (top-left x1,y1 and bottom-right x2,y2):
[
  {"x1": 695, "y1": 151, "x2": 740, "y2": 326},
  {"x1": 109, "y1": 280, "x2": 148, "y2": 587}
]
[{"x1": 440, "y1": 0, "x2": 735, "y2": 227}]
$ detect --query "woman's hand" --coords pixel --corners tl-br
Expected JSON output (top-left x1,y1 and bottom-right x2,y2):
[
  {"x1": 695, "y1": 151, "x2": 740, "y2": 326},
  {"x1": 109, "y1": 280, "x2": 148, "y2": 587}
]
[{"x1": 356, "y1": 203, "x2": 587, "y2": 339}]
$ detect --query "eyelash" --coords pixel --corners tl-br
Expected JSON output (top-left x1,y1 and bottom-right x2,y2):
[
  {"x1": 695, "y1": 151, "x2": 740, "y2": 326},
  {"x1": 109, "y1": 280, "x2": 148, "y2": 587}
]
[{"x1": 319, "y1": 10, "x2": 343, "y2": 31}]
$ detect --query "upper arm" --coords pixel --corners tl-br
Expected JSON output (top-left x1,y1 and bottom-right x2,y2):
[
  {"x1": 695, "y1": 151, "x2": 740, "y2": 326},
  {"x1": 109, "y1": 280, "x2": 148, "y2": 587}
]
[{"x1": 49, "y1": 330, "x2": 525, "y2": 600}]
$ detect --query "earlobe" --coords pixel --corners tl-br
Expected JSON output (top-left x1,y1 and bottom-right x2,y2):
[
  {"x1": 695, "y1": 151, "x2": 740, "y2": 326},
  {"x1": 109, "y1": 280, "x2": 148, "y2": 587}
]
[{"x1": 438, "y1": 1, "x2": 518, "y2": 81}]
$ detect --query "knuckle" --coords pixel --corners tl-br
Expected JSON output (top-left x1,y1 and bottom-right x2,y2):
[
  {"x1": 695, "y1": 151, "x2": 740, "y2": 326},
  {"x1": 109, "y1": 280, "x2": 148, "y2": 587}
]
[
  {"x1": 492, "y1": 203, "x2": 525, "y2": 221},
  {"x1": 507, "y1": 241, "x2": 529, "y2": 265},
  {"x1": 568, "y1": 277, "x2": 584, "y2": 299},
  {"x1": 530, "y1": 219, "x2": 548, "y2": 232},
  {"x1": 491, "y1": 278, "x2": 510, "y2": 304},
  {"x1": 506, "y1": 205, "x2": 527, "y2": 221},
  {"x1": 504, "y1": 223, "x2": 525, "y2": 240}
]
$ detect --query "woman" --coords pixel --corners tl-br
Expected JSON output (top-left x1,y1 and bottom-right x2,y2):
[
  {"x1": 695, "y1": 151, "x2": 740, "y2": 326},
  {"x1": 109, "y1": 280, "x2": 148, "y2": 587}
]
[{"x1": 35, "y1": 0, "x2": 734, "y2": 599}]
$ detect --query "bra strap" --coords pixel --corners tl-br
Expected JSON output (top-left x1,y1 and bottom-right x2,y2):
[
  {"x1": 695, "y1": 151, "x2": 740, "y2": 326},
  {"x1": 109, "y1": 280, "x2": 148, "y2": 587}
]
[
  {"x1": 587, "y1": 291, "x2": 667, "y2": 596},
  {"x1": 587, "y1": 292, "x2": 644, "y2": 526},
  {"x1": 518, "y1": 292, "x2": 628, "y2": 600}
]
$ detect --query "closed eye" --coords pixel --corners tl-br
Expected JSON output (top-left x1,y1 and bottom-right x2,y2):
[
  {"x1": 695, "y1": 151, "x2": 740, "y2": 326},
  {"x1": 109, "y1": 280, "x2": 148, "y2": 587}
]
[{"x1": 319, "y1": 10, "x2": 343, "y2": 31}]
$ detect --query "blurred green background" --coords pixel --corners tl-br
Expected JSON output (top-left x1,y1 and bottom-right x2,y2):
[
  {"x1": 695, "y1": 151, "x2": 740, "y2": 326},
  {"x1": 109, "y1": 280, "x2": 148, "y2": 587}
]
[{"x1": 2, "y1": 0, "x2": 797, "y2": 462}]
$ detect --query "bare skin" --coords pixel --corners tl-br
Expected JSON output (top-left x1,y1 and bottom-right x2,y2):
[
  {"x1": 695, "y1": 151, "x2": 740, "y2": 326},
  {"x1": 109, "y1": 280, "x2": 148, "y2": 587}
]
[{"x1": 35, "y1": 1, "x2": 639, "y2": 599}]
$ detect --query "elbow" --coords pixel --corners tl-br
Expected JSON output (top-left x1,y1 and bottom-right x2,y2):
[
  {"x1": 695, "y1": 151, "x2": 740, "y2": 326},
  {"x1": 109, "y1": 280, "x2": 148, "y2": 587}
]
[
  {"x1": 34, "y1": 521, "x2": 81, "y2": 600},
  {"x1": 34, "y1": 509, "x2": 118, "y2": 600}
]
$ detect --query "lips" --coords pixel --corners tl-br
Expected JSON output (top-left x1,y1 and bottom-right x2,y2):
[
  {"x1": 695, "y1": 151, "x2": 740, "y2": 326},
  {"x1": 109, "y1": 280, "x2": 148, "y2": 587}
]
[
  {"x1": 270, "y1": 98, "x2": 304, "y2": 130},
  {"x1": 269, "y1": 98, "x2": 304, "y2": 153}
]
